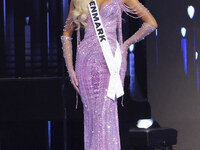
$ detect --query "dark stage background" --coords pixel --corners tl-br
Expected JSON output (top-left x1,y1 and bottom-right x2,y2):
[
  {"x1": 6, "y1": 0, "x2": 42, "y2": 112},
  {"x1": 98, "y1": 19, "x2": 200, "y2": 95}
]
[{"x1": 146, "y1": 0, "x2": 200, "y2": 150}]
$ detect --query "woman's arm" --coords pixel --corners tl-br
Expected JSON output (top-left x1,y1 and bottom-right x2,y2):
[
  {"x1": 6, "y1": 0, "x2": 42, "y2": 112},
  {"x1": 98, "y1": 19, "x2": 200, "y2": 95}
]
[
  {"x1": 61, "y1": 1, "x2": 80, "y2": 94},
  {"x1": 122, "y1": 0, "x2": 158, "y2": 27},
  {"x1": 63, "y1": 0, "x2": 75, "y2": 36},
  {"x1": 121, "y1": 0, "x2": 158, "y2": 50}
]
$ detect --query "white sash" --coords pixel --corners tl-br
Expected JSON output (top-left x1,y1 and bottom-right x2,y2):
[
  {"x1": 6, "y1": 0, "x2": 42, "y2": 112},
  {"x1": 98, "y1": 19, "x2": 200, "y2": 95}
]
[{"x1": 88, "y1": 0, "x2": 124, "y2": 100}]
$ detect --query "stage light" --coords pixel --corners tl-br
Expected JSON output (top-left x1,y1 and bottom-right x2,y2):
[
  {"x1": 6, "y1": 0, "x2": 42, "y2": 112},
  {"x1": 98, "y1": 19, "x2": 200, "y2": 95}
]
[
  {"x1": 155, "y1": 29, "x2": 158, "y2": 64},
  {"x1": 195, "y1": 52, "x2": 198, "y2": 60},
  {"x1": 26, "y1": 17, "x2": 29, "y2": 24},
  {"x1": 137, "y1": 119, "x2": 153, "y2": 129},
  {"x1": 187, "y1": 5, "x2": 195, "y2": 19},
  {"x1": 155, "y1": 29, "x2": 158, "y2": 37},
  {"x1": 181, "y1": 27, "x2": 186, "y2": 38},
  {"x1": 181, "y1": 28, "x2": 187, "y2": 75},
  {"x1": 129, "y1": 44, "x2": 135, "y2": 52},
  {"x1": 129, "y1": 45, "x2": 135, "y2": 97},
  {"x1": 48, "y1": 121, "x2": 51, "y2": 150}
]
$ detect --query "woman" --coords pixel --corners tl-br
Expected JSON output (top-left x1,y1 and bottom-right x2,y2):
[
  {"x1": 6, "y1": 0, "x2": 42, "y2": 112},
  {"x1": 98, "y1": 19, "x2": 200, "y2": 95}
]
[{"x1": 61, "y1": 0, "x2": 157, "y2": 149}]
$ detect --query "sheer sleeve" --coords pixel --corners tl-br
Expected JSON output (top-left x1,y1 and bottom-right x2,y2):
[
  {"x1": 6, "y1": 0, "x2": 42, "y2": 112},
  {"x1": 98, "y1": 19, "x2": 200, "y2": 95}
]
[
  {"x1": 61, "y1": 35, "x2": 74, "y2": 77},
  {"x1": 61, "y1": 6, "x2": 75, "y2": 77},
  {"x1": 117, "y1": 0, "x2": 149, "y2": 19},
  {"x1": 117, "y1": 0, "x2": 157, "y2": 50},
  {"x1": 63, "y1": 15, "x2": 75, "y2": 32},
  {"x1": 123, "y1": 22, "x2": 156, "y2": 50},
  {"x1": 61, "y1": 0, "x2": 76, "y2": 75},
  {"x1": 61, "y1": 1, "x2": 80, "y2": 101}
]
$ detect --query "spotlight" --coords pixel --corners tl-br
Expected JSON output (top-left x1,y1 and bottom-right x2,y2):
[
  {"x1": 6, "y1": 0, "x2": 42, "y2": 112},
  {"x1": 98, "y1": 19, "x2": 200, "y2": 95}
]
[
  {"x1": 181, "y1": 27, "x2": 186, "y2": 38},
  {"x1": 26, "y1": 16, "x2": 30, "y2": 24},
  {"x1": 155, "y1": 29, "x2": 158, "y2": 37},
  {"x1": 129, "y1": 119, "x2": 177, "y2": 149},
  {"x1": 136, "y1": 119, "x2": 160, "y2": 129},
  {"x1": 195, "y1": 52, "x2": 198, "y2": 60},
  {"x1": 187, "y1": 5, "x2": 195, "y2": 19},
  {"x1": 137, "y1": 119, "x2": 153, "y2": 129},
  {"x1": 129, "y1": 44, "x2": 135, "y2": 52}
]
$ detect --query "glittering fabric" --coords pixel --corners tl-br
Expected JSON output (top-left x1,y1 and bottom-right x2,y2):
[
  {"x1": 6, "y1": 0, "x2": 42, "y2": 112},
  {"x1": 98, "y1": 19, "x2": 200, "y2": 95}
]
[
  {"x1": 75, "y1": 0, "x2": 125, "y2": 149},
  {"x1": 70, "y1": 0, "x2": 155, "y2": 149}
]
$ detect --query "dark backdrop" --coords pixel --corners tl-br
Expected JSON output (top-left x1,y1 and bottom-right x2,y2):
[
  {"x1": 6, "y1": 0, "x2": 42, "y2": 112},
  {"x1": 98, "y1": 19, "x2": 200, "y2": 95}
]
[{"x1": 146, "y1": 0, "x2": 200, "y2": 149}]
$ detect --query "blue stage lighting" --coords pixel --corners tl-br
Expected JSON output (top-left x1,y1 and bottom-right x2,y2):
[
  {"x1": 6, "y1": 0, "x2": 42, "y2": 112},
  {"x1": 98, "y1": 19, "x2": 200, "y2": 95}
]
[
  {"x1": 26, "y1": 17, "x2": 30, "y2": 24},
  {"x1": 48, "y1": 121, "x2": 51, "y2": 150},
  {"x1": 181, "y1": 29, "x2": 187, "y2": 75},
  {"x1": 187, "y1": 5, "x2": 195, "y2": 19}
]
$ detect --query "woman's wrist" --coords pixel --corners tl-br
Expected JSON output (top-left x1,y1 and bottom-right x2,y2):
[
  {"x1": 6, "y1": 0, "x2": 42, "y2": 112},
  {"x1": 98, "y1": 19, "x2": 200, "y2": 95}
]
[{"x1": 61, "y1": 35, "x2": 73, "y2": 41}]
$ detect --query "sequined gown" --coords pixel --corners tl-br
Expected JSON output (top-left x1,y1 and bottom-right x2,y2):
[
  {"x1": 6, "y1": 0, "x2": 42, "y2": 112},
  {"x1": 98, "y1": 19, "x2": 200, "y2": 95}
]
[
  {"x1": 75, "y1": 0, "x2": 127, "y2": 149},
  {"x1": 61, "y1": 0, "x2": 156, "y2": 148},
  {"x1": 72, "y1": 0, "x2": 134, "y2": 150}
]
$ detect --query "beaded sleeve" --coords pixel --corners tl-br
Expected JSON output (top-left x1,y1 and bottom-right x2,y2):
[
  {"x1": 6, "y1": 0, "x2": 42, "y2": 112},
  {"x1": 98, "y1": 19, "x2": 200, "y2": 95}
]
[
  {"x1": 123, "y1": 22, "x2": 156, "y2": 50},
  {"x1": 63, "y1": 15, "x2": 74, "y2": 32},
  {"x1": 117, "y1": 0, "x2": 149, "y2": 19},
  {"x1": 61, "y1": 36, "x2": 74, "y2": 77},
  {"x1": 61, "y1": 14, "x2": 80, "y2": 109},
  {"x1": 117, "y1": 0, "x2": 157, "y2": 50},
  {"x1": 117, "y1": 0, "x2": 157, "y2": 106},
  {"x1": 61, "y1": 14, "x2": 75, "y2": 75}
]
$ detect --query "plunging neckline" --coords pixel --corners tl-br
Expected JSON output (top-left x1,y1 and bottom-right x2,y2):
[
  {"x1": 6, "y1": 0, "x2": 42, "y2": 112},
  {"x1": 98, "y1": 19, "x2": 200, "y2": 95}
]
[{"x1": 98, "y1": 0, "x2": 114, "y2": 12}]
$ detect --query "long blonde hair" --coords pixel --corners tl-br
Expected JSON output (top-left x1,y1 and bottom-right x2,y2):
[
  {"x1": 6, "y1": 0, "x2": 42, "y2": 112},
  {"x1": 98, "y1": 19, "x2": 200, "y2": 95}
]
[{"x1": 72, "y1": 0, "x2": 91, "y2": 30}]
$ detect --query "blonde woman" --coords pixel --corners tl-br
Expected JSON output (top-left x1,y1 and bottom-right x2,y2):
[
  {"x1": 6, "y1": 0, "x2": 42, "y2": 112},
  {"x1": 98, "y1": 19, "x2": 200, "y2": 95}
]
[{"x1": 61, "y1": 0, "x2": 157, "y2": 149}]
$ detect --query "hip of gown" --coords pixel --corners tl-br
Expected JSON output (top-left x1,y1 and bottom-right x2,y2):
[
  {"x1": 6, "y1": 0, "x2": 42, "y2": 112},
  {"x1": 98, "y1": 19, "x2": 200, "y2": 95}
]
[{"x1": 75, "y1": 35, "x2": 127, "y2": 109}]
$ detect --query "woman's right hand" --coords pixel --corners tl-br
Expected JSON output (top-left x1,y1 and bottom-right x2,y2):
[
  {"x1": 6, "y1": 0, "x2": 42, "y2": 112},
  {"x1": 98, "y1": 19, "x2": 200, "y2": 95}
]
[{"x1": 69, "y1": 70, "x2": 80, "y2": 94}]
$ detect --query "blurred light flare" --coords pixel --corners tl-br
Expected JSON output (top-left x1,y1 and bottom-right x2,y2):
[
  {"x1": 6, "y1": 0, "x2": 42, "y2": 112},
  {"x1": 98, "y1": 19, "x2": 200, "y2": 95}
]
[
  {"x1": 181, "y1": 27, "x2": 187, "y2": 38},
  {"x1": 137, "y1": 119, "x2": 153, "y2": 129},
  {"x1": 195, "y1": 52, "x2": 198, "y2": 61},
  {"x1": 129, "y1": 44, "x2": 135, "y2": 53},
  {"x1": 187, "y1": 5, "x2": 195, "y2": 19}
]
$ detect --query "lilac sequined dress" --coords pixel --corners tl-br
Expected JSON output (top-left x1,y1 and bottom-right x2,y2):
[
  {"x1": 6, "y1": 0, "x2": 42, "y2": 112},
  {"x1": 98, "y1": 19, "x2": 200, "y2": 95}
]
[{"x1": 75, "y1": 0, "x2": 126, "y2": 149}]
